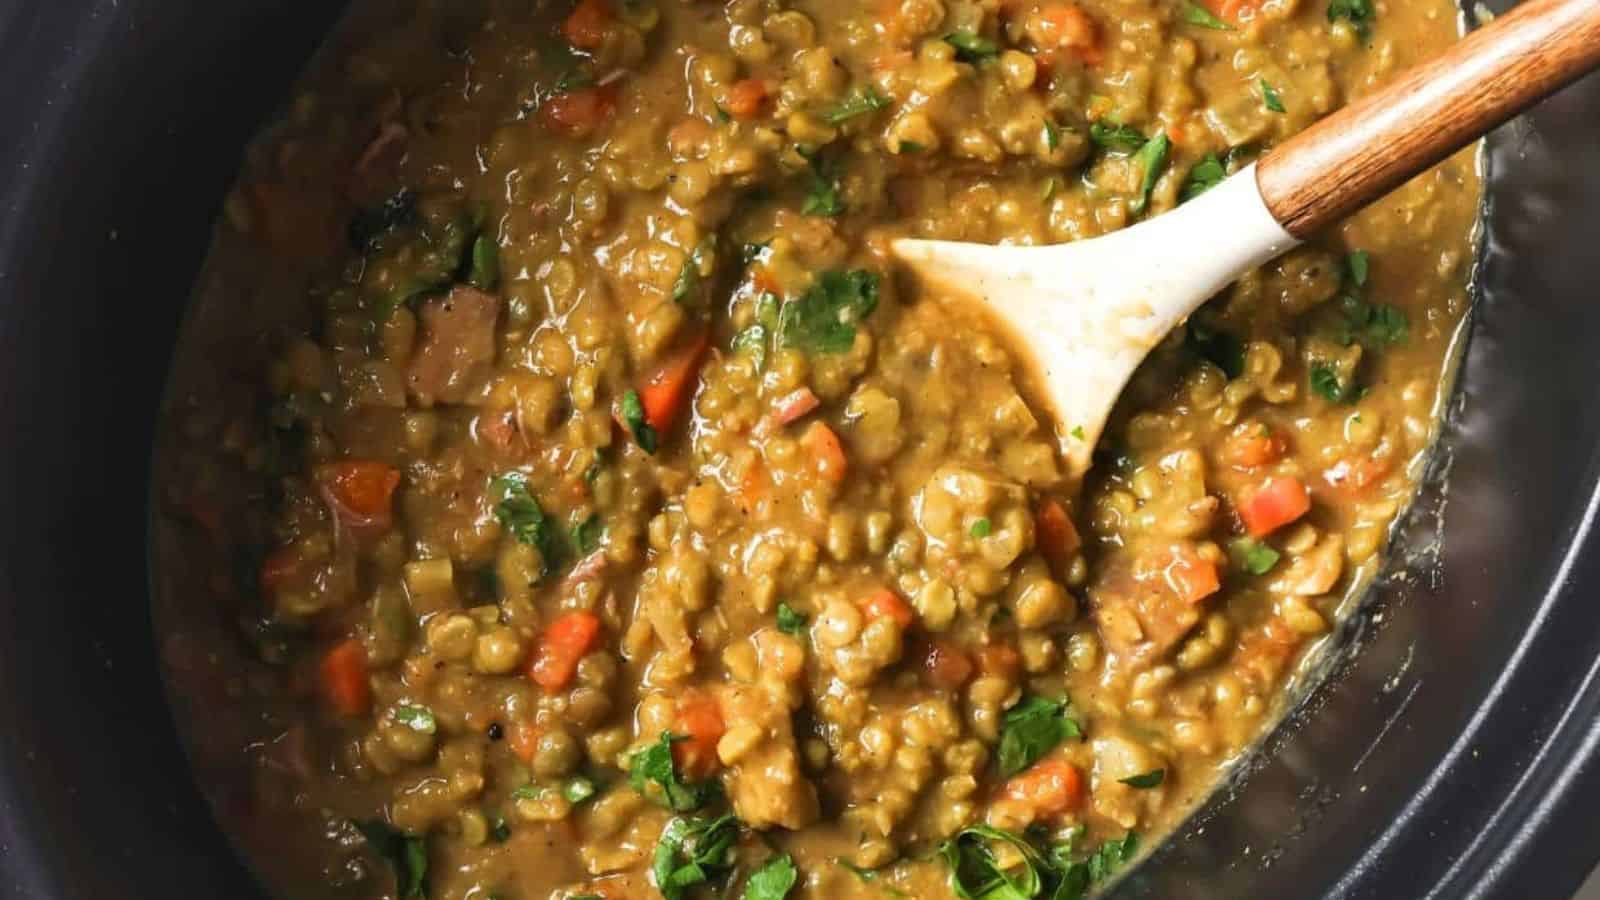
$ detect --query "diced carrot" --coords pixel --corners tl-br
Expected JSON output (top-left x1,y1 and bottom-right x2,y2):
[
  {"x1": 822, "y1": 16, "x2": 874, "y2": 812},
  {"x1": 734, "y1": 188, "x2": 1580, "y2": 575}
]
[
  {"x1": 871, "y1": 50, "x2": 915, "y2": 72},
  {"x1": 1238, "y1": 476, "x2": 1311, "y2": 537},
  {"x1": 1002, "y1": 757, "x2": 1085, "y2": 817},
  {"x1": 860, "y1": 588, "x2": 915, "y2": 628},
  {"x1": 1160, "y1": 545, "x2": 1222, "y2": 604},
  {"x1": 724, "y1": 79, "x2": 770, "y2": 120},
  {"x1": 1222, "y1": 422, "x2": 1286, "y2": 469},
  {"x1": 541, "y1": 85, "x2": 619, "y2": 137},
  {"x1": 799, "y1": 421, "x2": 848, "y2": 484},
  {"x1": 562, "y1": 0, "x2": 613, "y2": 50},
  {"x1": 977, "y1": 643, "x2": 1022, "y2": 678},
  {"x1": 671, "y1": 692, "x2": 726, "y2": 780},
  {"x1": 529, "y1": 611, "x2": 603, "y2": 691},
  {"x1": 736, "y1": 461, "x2": 769, "y2": 516},
  {"x1": 770, "y1": 387, "x2": 820, "y2": 427},
  {"x1": 1207, "y1": 0, "x2": 1265, "y2": 24},
  {"x1": 667, "y1": 118, "x2": 713, "y2": 157},
  {"x1": 921, "y1": 639, "x2": 974, "y2": 690},
  {"x1": 639, "y1": 331, "x2": 710, "y2": 432},
  {"x1": 1322, "y1": 455, "x2": 1392, "y2": 496},
  {"x1": 320, "y1": 638, "x2": 371, "y2": 717},
  {"x1": 508, "y1": 719, "x2": 540, "y2": 764},
  {"x1": 1035, "y1": 498, "x2": 1081, "y2": 562},
  {"x1": 259, "y1": 546, "x2": 301, "y2": 594},
  {"x1": 315, "y1": 460, "x2": 401, "y2": 535},
  {"x1": 1027, "y1": 4, "x2": 1102, "y2": 66}
]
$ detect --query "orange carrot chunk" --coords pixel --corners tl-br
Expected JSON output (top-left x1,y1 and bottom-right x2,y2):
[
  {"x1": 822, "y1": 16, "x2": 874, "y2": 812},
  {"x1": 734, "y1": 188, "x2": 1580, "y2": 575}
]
[
  {"x1": 799, "y1": 421, "x2": 848, "y2": 484},
  {"x1": 725, "y1": 79, "x2": 770, "y2": 120},
  {"x1": 1002, "y1": 757, "x2": 1086, "y2": 817},
  {"x1": 529, "y1": 611, "x2": 603, "y2": 691},
  {"x1": 1238, "y1": 476, "x2": 1312, "y2": 537},
  {"x1": 860, "y1": 588, "x2": 916, "y2": 628},
  {"x1": 314, "y1": 460, "x2": 401, "y2": 535},
  {"x1": 771, "y1": 387, "x2": 821, "y2": 427},
  {"x1": 1163, "y1": 545, "x2": 1222, "y2": 604},
  {"x1": 541, "y1": 85, "x2": 619, "y2": 137},
  {"x1": 1222, "y1": 422, "x2": 1286, "y2": 469},
  {"x1": 1035, "y1": 498, "x2": 1081, "y2": 561},
  {"x1": 639, "y1": 332, "x2": 710, "y2": 432},
  {"x1": 562, "y1": 0, "x2": 613, "y2": 50},
  {"x1": 508, "y1": 720, "x2": 541, "y2": 764},
  {"x1": 1027, "y1": 4, "x2": 1103, "y2": 65},
  {"x1": 672, "y1": 693, "x2": 727, "y2": 780},
  {"x1": 320, "y1": 639, "x2": 371, "y2": 717}
]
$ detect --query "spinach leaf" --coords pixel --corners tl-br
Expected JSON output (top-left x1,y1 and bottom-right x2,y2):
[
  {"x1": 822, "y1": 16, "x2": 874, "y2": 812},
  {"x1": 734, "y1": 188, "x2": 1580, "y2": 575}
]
[
  {"x1": 394, "y1": 704, "x2": 437, "y2": 734},
  {"x1": 620, "y1": 390, "x2": 659, "y2": 454},
  {"x1": 1328, "y1": 0, "x2": 1375, "y2": 41},
  {"x1": 944, "y1": 30, "x2": 1001, "y2": 63},
  {"x1": 1229, "y1": 538, "x2": 1281, "y2": 575},
  {"x1": 1180, "y1": 153, "x2": 1226, "y2": 202},
  {"x1": 653, "y1": 814, "x2": 741, "y2": 900},
  {"x1": 938, "y1": 825, "x2": 1139, "y2": 900},
  {"x1": 970, "y1": 518, "x2": 993, "y2": 538},
  {"x1": 777, "y1": 269, "x2": 880, "y2": 354},
  {"x1": 802, "y1": 165, "x2": 845, "y2": 217},
  {"x1": 1309, "y1": 363, "x2": 1360, "y2": 403},
  {"x1": 562, "y1": 775, "x2": 598, "y2": 804},
  {"x1": 571, "y1": 514, "x2": 604, "y2": 556},
  {"x1": 1084, "y1": 833, "x2": 1139, "y2": 883},
  {"x1": 468, "y1": 233, "x2": 500, "y2": 290},
  {"x1": 732, "y1": 325, "x2": 770, "y2": 369},
  {"x1": 1260, "y1": 79, "x2": 1286, "y2": 113},
  {"x1": 1118, "y1": 769, "x2": 1166, "y2": 788},
  {"x1": 672, "y1": 240, "x2": 713, "y2": 303},
  {"x1": 629, "y1": 731, "x2": 721, "y2": 811},
  {"x1": 1088, "y1": 121, "x2": 1145, "y2": 153},
  {"x1": 996, "y1": 696, "x2": 1081, "y2": 777},
  {"x1": 1131, "y1": 132, "x2": 1171, "y2": 215},
  {"x1": 492, "y1": 472, "x2": 561, "y2": 574},
  {"x1": 354, "y1": 819, "x2": 429, "y2": 900},
  {"x1": 743, "y1": 853, "x2": 799, "y2": 900},
  {"x1": 1181, "y1": 3, "x2": 1233, "y2": 30},
  {"x1": 823, "y1": 87, "x2": 892, "y2": 124},
  {"x1": 776, "y1": 602, "x2": 807, "y2": 635}
]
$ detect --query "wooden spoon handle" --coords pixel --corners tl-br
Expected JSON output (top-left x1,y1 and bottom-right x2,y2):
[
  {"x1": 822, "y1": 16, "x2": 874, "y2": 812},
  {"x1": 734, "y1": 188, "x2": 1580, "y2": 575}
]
[{"x1": 1257, "y1": 0, "x2": 1600, "y2": 238}]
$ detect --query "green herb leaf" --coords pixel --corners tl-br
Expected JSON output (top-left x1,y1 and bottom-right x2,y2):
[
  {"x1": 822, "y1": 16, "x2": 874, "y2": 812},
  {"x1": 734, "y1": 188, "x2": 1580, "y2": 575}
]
[
  {"x1": 1131, "y1": 132, "x2": 1171, "y2": 215},
  {"x1": 354, "y1": 820, "x2": 430, "y2": 900},
  {"x1": 1085, "y1": 833, "x2": 1139, "y2": 883},
  {"x1": 940, "y1": 825, "x2": 1047, "y2": 900},
  {"x1": 620, "y1": 390, "x2": 660, "y2": 454},
  {"x1": 732, "y1": 324, "x2": 770, "y2": 369},
  {"x1": 673, "y1": 240, "x2": 713, "y2": 304},
  {"x1": 1185, "y1": 319, "x2": 1245, "y2": 378},
  {"x1": 652, "y1": 814, "x2": 741, "y2": 900},
  {"x1": 394, "y1": 703, "x2": 437, "y2": 734},
  {"x1": 776, "y1": 269, "x2": 880, "y2": 354},
  {"x1": 1309, "y1": 363, "x2": 1359, "y2": 403},
  {"x1": 1344, "y1": 249, "x2": 1370, "y2": 288},
  {"x1": 1230, "y1": 538, "x2": 1281, "y2": 575},
  {"x1": 898, "y1": 140, "x2": 927, "y2": 154},
  {"x1": 584, "y1": 449, "x2": 606, "y2": 485},
  {"x1": 492, "y1": 472, "x2": 561, "y2": 574},
  {"x1": 468, "y1": 233, "x2": 500, "y2": 290},
  {"x1": 349, "y1": 189, "x2": 419, "y2": 253},
  {"x1": 511, "y1": 783, "x2": 547, "y2": 801},
  {"x1": 1119, "y1": 769, "x2": 1166, "y2": 789},
  {"x1": 1070, "y1": 425, "x2": 1086, "y2": 441},
  {"x1": 1181, "y1": 3, "x2": 1234, "y2": 30},
  {"x1": 1328, "y1": 0, "x2": 1375, "y2": 41},
  {"x1": 1042, "y1": 119, "x2": 1061, "y2": 151},
  {"x1": 996, "y1": 696, "x2": 1081, "y2": 777},
  {"x1": 629, "y1": 732, "x2": 721, "y2": 811},
  {"x1": 1363, "y1": 303, "x2": 1408, "y2": 344},
  {"x1": 489, "y1": 815, "x2": 511, "y2": 843},
  {"x1": 555, "y1": 68, "x2": 596, "y2": 92},
  {"x1": 823, "y1": 86, "x2": 892, "y2": 124},
  {"x1": 1041, "y1": 176, "x2": 1060, "y2": 201},
  {"x1": 1089, "y1": 121, "x2": 1146, "y2": 153},
  {"x1": 944, "y1": 30, "x2": 1001, "y2": 63},
  {"x1": 776, "y1": 602, "x2": 807, "y2": 635},
  {"x1": 715, "y1": 104, "x2": 733, "y2": 123},
  {"x1": 1180, "y1": 153, "x2": 1227, "y2": 202},
  {"x1": 1260, "y1": 79, "x2": 1286, "y2": 113},
  {"x1": 563, "y1": 776, "x2": 598, "y2": 804},
  {"x1": 802, "y1": 168, "x2": 845, "y2": 216},
  {"x1": 743, "y1": 853, "x2": 799, "y2": 900},
  {"x1": 970, "y1": 518, "x2": 993, "y2": 538},
  {"x1": 570, "y1": 514, "x2": 604, "y2": 556}
]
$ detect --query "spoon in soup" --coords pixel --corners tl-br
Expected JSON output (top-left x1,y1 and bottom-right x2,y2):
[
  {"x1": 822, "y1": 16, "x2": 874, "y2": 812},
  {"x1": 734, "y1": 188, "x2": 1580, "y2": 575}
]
[{"x1": 891, "y1": 0, "x2": 1600, "y2": 478}]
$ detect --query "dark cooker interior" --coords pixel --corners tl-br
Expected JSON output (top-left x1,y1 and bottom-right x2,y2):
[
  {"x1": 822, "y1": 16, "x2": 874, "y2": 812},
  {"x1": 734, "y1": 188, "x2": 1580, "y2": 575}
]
[{"x1": 4, "y1": 2, "x2": 1600, "y2": 898}]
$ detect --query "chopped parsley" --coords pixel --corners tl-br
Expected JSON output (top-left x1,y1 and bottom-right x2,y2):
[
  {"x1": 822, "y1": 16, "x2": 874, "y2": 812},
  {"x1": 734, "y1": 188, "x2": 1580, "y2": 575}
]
[
  {"x1": 1119, "y1": 768, "x2": 1166, "y2": 789},
  {"x1": 944, "y1": 30, "x2": 1001, "y2": 63},
  {"x1": 776, "y1": 269, "x2": 880, "y2": 354},
  {"x1": 938, "y1": 824, "x2": 1138, "y2": 900},
  {"x1": 1070, "y1": 425, "x2": 1086, "y2": 441},
  {"x1": 732, "y1": 325, "x2": 770, "y2": 369},
  {"x1": 1310, "y1": 363, "x2": 1360, "y2": 403},
  {"x1": 1131, "y1": 132, "x2": 1171, "y2": 214},
  {"x1": 652, "y1": 814, "x2": 740, "y2": 900},
  {"x1": 1230, "y1": 538, "x2": 1281, "y2": 575},
  {"x1": 898, "y1": 140, "x2": 927, "y2": 154},
  {"x1": 1180, "y1": 153, "x2": 1227, "y2": 202},
  {"x1": 1185, "y1": 318, "x2": 1245, "y2": 378},
  {"x1": 1181, "y1": 3, "x2": 1234, "y2": 30},
  {"x1": 969, "y1": 518, "x2": 993, "y2": 538},
  {"x1": 492, "y1": 472, "x2": 560, "y2": 574},
  {"x1": 743, "y1": 853, "x2": 799, "y2": 900},
  {"x1": 996, "y1": 696, "x2": 1081, "y2": 777},
  {"x1": 629, "y1": 731, "x2": 721, "y2": 811},
  {"x1": 467, "y1": 233, "x2": 500, "y2": 290},
  {"x1": 394, "y1": 703, "x2": 437, "y2": 734},
  {"x1": 823, "y1": 87, "x2": 891, "y2": 125},
  {"x1": 354, "y1": 819, "x2": 429, "y2": 900},
  {"x1": 776, "y1": 602, "x2": 807, "y2": 635},
  {"x1": 1329, "y1": 250, "x2": 1408, "y2": 347},
  {"x1": 1042, "y1": 119, "x2": 1062, "y2": 151},
  {"x1": 1260, "y1": 79, "x2": 1286, "y2": 113},
  {"x1": 570, "y1": 513, "x2": 604, "y2": 556},
  {"x1": 1328, "y1": 0, "x2": 1376, "y2": 41},
  {"x1": 562, "y1": 776, "x2": 598, "y2": 804},
  {"x1": 620, "y1": 390, "x2": 659, "y2": 454},
  {"x1": 1088, "y1": 121, "x2": 1146, "y2": 153},
  {"x1": 801, "y1": 154, "x2": 845, "y2": 217},
  {"x1": 672, "y1": 240, "x2": 712, "y2": 304}
]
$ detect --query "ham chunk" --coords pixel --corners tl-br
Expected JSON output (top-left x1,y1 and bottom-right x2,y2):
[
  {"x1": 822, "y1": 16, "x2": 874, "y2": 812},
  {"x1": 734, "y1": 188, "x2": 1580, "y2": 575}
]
[
  {"x1": 407, "y1": 286, "x2": 500, "y2": 406},
  {"x1": 1090, "y1": 557, "x2": 1202, "y2": 667},
  {"x1": 715, "y1": 683, "x2": 819, "y2": 830}
]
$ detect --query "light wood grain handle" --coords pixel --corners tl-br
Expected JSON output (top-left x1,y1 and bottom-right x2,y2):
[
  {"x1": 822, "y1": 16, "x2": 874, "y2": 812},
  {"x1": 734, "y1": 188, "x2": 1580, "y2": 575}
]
[{"x1": 1257, "y1": 0, "x2": 1600, "y2": 238}]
